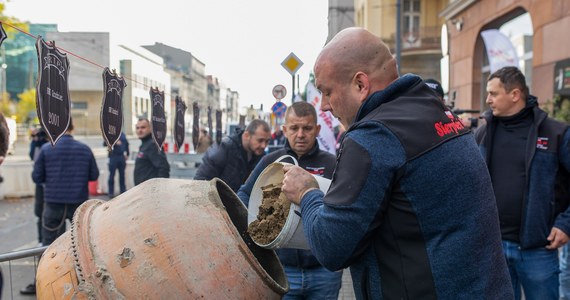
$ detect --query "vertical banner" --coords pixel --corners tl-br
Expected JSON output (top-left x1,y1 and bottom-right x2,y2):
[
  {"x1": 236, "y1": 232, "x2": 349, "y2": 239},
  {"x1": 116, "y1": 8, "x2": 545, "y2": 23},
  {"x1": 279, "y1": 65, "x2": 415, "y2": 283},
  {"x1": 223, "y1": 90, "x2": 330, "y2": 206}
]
[
  {"x1": 207, "y1": 106, "x2": 213, "y2": 140},
  {"x1": 35, "y1": 37, "x2": 71, "y2": 145},
  {"x1": 150, "y1": 87, "x2": 166, "y2": 150},
  {"x1": 192, "y1": 102, "x2": 199, "y2": 152},
  {"x1": 306, "y1": 81, "x2": 338, "y2": 155},
  {"x1": 215, "y1": 109, "x2": 222, "y2": 145},
  {"x1": 100, "y1": 68, "x2": 126, "y2": 150},
  {"x1": 480, "y1": 29, "x2": 520, "y2": 73},
  {"x1": 0, "y1": 23, "x2": 7, "y2": 48},
  {"x1": 174, "y1": 96, "x2": 187, "y2": 152}
]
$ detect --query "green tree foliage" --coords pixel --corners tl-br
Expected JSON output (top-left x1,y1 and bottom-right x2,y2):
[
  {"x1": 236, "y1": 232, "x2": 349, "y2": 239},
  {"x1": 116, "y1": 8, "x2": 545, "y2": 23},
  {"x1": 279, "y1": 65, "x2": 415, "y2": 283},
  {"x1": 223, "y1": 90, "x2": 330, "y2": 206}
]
[{"x1": 543, "y1": 94, "x2": 570, "y2": 124}]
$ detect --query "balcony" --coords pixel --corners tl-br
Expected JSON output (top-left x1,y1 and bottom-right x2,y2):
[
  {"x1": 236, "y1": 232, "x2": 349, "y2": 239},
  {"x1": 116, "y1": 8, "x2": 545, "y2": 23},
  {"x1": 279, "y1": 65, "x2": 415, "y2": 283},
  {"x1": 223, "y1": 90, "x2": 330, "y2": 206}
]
[{"x1": 387, "y1": 26, "x2": 442, "y2": 53}]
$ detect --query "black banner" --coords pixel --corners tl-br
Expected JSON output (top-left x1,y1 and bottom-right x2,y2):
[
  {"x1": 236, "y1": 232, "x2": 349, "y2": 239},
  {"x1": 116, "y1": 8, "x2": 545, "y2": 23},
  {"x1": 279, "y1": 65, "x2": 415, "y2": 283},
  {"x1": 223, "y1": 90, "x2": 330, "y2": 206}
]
[
  {"x1": 192, "y1": 102, "x2": 199, "y2": 152},
  {"x1": 174, "y1": 96, "x2": 186, "y2": 152},
  {"x1": 101, "y1": 68, "x2": 126, "y2": 150},
  {"x1": 0, "y1": 23, "x2": 6, "y2": 48},
  {"x1": 215, "y1": 109, "x2": 222, "y2": 145},
  {"x1": 35, "y1": 37, "x2": 71, "y2": 145},
  {"x1": 207, "y1": 106, "x2": 213, "y2": 141},
  {"x1": 150, "y1": 87, "x2": 166, "y2": 150}
]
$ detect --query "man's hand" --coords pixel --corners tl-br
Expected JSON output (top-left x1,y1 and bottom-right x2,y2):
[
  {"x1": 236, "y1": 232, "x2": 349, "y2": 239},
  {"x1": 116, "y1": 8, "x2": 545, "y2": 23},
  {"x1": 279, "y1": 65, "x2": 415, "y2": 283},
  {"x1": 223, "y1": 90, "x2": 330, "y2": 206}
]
[
  {"x1": 546, "y1": 227, "x2": 570, "y2": 249},
  {"x1": 282, "y1": 165, "x2": 319, "y2": 205}
]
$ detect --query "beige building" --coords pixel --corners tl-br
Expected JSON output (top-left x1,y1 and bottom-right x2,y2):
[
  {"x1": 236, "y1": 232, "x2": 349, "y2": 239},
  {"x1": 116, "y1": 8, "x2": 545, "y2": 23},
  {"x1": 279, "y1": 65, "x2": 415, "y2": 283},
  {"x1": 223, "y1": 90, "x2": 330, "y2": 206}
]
[
  {"x1": 353, "y1": 0, "x2": 448, "y2": 82},
  {"x1": 441, "y1": 0, "x2": 570, "y2": 113}
]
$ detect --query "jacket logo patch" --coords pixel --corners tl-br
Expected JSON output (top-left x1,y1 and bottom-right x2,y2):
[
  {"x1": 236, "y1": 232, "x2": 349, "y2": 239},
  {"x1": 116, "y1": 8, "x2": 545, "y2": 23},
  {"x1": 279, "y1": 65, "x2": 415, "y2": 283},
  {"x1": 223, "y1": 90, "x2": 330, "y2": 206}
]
[
  {"x1": 305, "y1": 167, "x2": 325, "y2": 177},
  {"x1": 537, "y1": 137, "x2": 549, "y2": 150},
  {"x1": 434, "y1": 113, "x2": 465, "y2": 137}
]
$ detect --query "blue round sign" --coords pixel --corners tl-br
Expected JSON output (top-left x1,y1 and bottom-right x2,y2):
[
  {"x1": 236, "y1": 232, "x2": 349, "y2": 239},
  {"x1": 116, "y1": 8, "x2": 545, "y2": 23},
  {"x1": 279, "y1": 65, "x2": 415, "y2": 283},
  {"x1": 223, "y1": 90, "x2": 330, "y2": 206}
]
[{"x1": 271, "y1": 101, "x2": 287, "y2": 118}]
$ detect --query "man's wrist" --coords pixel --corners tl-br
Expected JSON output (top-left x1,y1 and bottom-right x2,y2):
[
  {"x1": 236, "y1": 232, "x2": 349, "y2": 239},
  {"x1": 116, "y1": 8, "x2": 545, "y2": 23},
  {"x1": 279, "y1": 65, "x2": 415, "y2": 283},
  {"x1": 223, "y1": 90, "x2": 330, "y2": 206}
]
[{"x1": 300, "y1": 187, "x2": 320, "y2": 201}]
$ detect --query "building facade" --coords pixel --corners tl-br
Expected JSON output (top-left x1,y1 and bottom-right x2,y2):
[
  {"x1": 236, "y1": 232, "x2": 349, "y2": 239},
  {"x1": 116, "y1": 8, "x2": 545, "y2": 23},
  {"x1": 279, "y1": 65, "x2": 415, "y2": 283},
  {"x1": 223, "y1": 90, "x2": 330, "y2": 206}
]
[
  {"x1": 353, "y1": 0, "x2": 448, "y2": 83},
  {"x1": 441, "y1": 0, "x2": 570, "y2": 113}
]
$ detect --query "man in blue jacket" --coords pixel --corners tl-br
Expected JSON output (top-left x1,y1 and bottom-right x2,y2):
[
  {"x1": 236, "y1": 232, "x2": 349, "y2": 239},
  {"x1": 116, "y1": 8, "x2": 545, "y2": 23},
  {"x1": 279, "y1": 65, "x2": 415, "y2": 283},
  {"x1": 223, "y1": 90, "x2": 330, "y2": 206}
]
[
  {"x1": 475, "y1": 66, "x2": 570, "y2": 300},
  {"x1": 32, "y1": 119, "x2": 99, "y2": 245},
  {"x1": 194, "y1": 119, "x2": 270, "y2": 192},
  {"x1": 282, "y1": 27, "x2": 513, "y2": 299},
  {"x1": 104, "y1": 132, "x2": 129, "y2": 197},
  {"x1": 238, "y1": 102, "x2": 342, "y2": 299}
]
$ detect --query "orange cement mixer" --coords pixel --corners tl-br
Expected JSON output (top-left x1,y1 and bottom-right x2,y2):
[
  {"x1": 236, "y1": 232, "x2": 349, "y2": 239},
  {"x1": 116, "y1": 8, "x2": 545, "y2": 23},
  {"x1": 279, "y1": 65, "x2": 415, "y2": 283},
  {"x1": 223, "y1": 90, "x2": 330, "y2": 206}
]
[{"x1": 35, "y1": 178, "x2": 288, "y2": 299}]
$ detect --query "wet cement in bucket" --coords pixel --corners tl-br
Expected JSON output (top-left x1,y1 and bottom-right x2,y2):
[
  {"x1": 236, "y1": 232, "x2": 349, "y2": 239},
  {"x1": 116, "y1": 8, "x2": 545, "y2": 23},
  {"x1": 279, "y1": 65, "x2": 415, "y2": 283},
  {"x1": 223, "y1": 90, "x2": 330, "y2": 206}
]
[{"x1": 248, "y1": 183, "x2": 290, "y2": 245}]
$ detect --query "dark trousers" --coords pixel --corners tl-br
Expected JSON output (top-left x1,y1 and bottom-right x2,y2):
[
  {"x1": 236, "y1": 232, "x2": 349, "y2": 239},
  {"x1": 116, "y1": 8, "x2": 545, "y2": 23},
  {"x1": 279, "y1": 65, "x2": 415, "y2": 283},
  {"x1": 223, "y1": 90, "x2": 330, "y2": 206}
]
[
  {"x1": 34, "y1": 184, "x2": 44, "y2": 244},
  {"x1": 41, "y1": 202, "x2": 82, "y2": 245},
  {"x1": 108, "y1": 157, "x2": 126, "y2": 196}
]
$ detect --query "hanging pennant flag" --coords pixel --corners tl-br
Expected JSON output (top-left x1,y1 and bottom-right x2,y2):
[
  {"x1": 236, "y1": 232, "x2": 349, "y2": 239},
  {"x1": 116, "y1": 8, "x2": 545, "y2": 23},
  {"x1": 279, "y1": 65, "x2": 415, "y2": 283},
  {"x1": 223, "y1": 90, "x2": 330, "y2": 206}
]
[
  {"x1": 100, "y1": 68, "x2": 126, "y2": 150},
  {"x1": 215, "y1": 109, "x2": 222, "y2": 145},
  {"x1": 174, "y1": 96, "x2": 186, "y2": 152},
  {"x1": 0, "y1": 23, "x2": 7, "y2": 48},
  {"x1": 35, "y1": 37, "x2": 71, "y2": 145},
  {"x1": 192, "y1": 102, "x2": 200, "y2": 152},
  {"x1": 307, "y1": 81, "x2": 338, "y2": 155},
  {"x1": 150, "y1": 87, "x2": 166, "y2": 150},
  {"x1": 207, "y1": 106, "x2": 213, "y2": 141},
  {"x1": 481, "y1": 29, "x2": 520, "y2": 73}
]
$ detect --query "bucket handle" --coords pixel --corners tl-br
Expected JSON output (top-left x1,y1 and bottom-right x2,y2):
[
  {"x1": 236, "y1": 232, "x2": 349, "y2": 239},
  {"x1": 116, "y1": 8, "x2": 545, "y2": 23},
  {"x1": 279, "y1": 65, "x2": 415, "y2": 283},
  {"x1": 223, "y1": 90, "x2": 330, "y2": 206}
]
[{"x1": 274, "y1": 154, "x2": 298, "y2": 166}]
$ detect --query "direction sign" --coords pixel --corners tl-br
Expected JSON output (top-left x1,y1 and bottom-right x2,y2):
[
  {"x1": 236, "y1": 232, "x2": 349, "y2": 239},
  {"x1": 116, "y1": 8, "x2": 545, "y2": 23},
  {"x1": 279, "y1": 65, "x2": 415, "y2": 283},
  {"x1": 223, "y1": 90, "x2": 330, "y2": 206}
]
[
  {"x1": 271, "y1": 101, "x2": 287, "y2": 118},
  {"x1": 272, "y1": 84, "x2": 287, "y2": 100},
  {"x1": 281, "y1": 52, "x2": 304, "y2": 76}
]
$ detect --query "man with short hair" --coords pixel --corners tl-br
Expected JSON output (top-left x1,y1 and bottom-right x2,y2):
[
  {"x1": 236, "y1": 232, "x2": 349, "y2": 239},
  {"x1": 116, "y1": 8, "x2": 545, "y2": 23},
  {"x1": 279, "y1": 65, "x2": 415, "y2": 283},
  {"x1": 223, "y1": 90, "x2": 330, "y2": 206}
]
[
  {"x1": 134, "y1": 118, "x2": 170, "y2": 185},
  {"x1": 195, "y1": 119, "x2": 270, "y2": 192},
  {"x1": 32, "y1": 119, "x2": 99, "y2": 246},
  {"x1": 237, "y1": 102, "x2": 342, "y2": 299},
  {"x1": 281, "y1": 27, "x2": 513, "y2": 299},
  {"x1": 475, "y1": 66, "x2": 570, "y2": 300}
]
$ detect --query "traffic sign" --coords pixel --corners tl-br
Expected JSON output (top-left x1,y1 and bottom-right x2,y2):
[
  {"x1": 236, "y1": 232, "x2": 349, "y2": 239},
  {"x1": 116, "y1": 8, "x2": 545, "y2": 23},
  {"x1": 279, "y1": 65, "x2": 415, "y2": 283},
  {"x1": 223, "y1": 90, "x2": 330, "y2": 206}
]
[
  {"x1": 281, "y1": 52, "x2": 304, "y2": 76},
  {"x1": 271, "y1": 101, "x2": 287, "y2": 118},
  {"x1": 272, "y1": 84, "x2": 287, "y2": 100}
]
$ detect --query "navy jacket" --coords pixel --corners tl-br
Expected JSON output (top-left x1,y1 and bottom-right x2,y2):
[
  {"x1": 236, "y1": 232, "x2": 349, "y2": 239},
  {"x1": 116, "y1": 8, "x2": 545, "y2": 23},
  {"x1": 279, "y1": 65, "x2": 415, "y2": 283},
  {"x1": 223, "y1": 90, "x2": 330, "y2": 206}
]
[
  {"x1": 237, "y1": 142, "x2": 336, "y2": 268},
  {"x1": 106, "y1": 132, "x2": 129, "y2": 160},
  {"x1": 195, "y1": 129, "x2": 264, "y2": 192},
  {"x1": 299, "y1": 75, "x2": 513, "y2": 299},
  {"x1": 32, "y1": 135, "x2": 99, "y2": 204},
  {"x1": 475, "y1": 97, "x2": 570, "y2": 249},
  {"x1": 134, "y1": 135, "x2": 170, "y2": 185}
]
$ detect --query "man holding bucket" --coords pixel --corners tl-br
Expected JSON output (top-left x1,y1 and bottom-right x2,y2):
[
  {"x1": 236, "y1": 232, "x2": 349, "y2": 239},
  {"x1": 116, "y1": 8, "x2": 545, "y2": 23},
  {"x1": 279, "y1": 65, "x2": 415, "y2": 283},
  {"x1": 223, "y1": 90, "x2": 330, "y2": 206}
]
[
  {"x1": 281, "y1": 28, "x2": 514, "y2": 299},
  {"x1": 238, "y1": 101, "x2": 342, "y2": 299}
]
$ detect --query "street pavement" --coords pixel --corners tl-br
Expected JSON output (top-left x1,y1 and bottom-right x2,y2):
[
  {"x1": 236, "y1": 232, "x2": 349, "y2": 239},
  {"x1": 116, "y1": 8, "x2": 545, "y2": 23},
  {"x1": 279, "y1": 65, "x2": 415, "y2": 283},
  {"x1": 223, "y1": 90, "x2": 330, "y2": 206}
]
[{"x1": 0, "y1": 135, "x2": 356, "y2": 299}]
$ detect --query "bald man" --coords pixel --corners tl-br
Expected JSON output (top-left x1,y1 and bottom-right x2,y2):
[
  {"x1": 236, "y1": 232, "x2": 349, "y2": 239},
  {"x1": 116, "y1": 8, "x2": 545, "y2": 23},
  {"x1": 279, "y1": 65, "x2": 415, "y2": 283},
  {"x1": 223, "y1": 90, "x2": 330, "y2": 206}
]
[{"x1": 282, "y1": 28, "x2": 513, "y2": 299}]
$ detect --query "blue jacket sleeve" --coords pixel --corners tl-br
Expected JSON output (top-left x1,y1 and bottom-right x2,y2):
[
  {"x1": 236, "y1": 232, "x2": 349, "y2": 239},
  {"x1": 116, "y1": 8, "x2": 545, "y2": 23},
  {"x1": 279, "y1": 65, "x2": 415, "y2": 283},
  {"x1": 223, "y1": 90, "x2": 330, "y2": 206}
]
[
  {"x1": 88, "y1": 151, "x2": 100, "y2": 181},
  {"x1": 299, "y1": 124, "x2": 406, "y2": 271},
  {"x1": 554, "y1": 128, "x2": 570, "y2": 235},
  {"x1": 32, "y1": 148, "x2": 46, "y2": 184}
]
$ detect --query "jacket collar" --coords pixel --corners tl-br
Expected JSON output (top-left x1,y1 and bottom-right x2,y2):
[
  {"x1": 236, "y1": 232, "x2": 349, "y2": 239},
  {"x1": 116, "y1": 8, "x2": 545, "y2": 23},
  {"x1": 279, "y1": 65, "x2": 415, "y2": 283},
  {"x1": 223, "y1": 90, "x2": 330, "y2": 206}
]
[
  {"x1": 354, "y1": 74, "x2": 423, "y2": 124},
  {"x1": 283, "y1": 139, "x2": 321, "y2": 159}
]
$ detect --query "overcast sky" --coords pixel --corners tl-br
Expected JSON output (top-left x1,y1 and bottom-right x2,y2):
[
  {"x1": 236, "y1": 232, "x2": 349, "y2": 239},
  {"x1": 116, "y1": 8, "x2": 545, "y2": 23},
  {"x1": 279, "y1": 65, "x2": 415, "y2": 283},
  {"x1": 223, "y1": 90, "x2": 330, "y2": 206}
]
[{"x1": 4, "y1": 0, "x2": 329, "y2": 112}]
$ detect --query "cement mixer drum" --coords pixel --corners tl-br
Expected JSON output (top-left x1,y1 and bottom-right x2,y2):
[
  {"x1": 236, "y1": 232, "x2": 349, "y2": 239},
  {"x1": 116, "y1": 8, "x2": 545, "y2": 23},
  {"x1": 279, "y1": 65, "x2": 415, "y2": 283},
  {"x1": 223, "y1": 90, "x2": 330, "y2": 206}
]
[{"x1": 35, "y1": 178, "x2": 288, "y2": 299}]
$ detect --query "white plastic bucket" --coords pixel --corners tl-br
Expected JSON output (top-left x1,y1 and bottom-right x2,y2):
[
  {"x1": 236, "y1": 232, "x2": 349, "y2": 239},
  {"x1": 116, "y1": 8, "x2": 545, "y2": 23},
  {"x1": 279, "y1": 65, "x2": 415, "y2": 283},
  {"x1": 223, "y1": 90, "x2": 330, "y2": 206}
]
[{"x1": 247, "y1": 155, "x2": 331, "y2": 250}]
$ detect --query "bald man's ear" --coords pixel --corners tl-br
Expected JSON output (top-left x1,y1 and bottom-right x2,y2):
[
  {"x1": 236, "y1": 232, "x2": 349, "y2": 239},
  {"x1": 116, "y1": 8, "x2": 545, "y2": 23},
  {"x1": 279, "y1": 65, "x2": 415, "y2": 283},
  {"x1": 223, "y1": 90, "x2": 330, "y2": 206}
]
[{"x1": 354, "y1": 72, "x2": 370, "y2": 102}]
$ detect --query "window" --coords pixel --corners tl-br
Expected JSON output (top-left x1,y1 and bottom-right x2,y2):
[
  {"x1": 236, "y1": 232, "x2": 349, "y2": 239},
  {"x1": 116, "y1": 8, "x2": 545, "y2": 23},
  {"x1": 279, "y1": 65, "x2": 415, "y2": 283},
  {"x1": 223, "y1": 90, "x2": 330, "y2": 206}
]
[{"x1": 402, "y1": 0, "x2": 421, "y2": 48}]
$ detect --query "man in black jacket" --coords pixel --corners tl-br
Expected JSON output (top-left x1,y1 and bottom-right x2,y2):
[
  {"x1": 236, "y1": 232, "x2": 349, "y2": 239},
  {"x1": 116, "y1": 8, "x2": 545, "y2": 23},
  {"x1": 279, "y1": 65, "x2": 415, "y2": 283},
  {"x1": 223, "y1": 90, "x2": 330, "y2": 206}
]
[
  {"x1": 134, "y1": 118, "x2": 169, "y2": 185},
  {"x1": 194, "y1": 119, "x2": 270, "y2": 192},
  {"x1": 237, "y1": 102, "x2": 342, "y2": 299}
]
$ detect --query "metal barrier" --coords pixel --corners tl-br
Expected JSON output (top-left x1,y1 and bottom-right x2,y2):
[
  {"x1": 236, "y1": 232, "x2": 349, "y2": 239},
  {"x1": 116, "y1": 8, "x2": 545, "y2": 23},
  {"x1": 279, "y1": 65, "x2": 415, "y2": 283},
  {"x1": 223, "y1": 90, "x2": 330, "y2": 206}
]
[
  {"x1": 166, "y1": 153, "x2": 204, "y2": 179},
  {"x1": 0, "y1": 246, "x2": 47, "y2": 300}
]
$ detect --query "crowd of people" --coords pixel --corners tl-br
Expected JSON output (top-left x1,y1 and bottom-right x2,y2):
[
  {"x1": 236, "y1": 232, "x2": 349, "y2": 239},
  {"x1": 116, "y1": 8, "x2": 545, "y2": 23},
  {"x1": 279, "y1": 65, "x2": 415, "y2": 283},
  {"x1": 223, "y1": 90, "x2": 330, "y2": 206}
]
[{"x1": 4, "y1": 27, "x2": 569, "y2": 299}]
